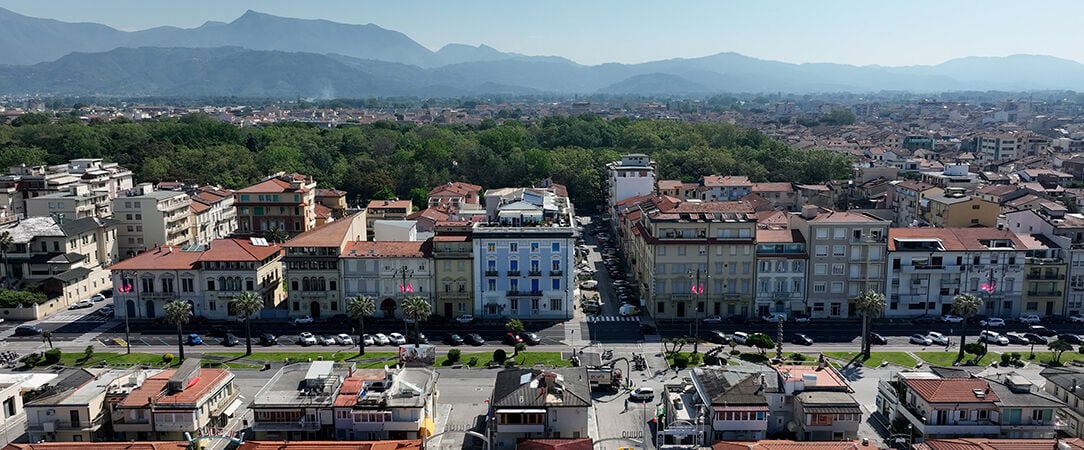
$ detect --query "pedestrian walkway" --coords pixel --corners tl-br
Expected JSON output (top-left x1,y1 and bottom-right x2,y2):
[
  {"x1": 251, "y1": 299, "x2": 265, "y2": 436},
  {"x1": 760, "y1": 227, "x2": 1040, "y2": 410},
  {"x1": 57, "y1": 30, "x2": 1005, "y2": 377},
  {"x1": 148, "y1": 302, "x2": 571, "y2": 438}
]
[
  {"x1": 587, "y1": 315, "x2": 640, "y2": 323},
  {"x1": 73, "y1": 319, "x2": 122, "y2": 346}
]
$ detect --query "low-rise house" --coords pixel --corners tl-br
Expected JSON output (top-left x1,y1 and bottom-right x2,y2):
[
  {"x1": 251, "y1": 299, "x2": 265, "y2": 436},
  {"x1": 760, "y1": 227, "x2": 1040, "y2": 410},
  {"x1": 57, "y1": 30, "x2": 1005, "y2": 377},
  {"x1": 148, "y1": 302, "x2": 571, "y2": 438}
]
[
  {"x1": 332, "y1": 368, "x2": 439, "y2": 440},
  {"x1": 690, "y1": 366, "x2": 775, "y2": 441},
  {"x1": 489, "y1": 368, "x2": 591, "y2": 447},
  {"x1": 1041, "y1": 367, "x2": 1084, "y2": 438},
  {"x1": 366, "y1": 200, "x2": 413, "y2": 234},
  {"x1": 774, "y1": 364, "x2": 860, "y2": 441},
  {"x1": 24, "y1": 369, "x2": 128, "y2": 443},
  {"x1": 915, "y1": 437, "x2": 1084, "y2": 450},
  {"x1": 111, "y1": 360, "x2": 239, "y2": 441},
  {"x1": 250, "y1": 361, "x2": 353, "y2": 441}
]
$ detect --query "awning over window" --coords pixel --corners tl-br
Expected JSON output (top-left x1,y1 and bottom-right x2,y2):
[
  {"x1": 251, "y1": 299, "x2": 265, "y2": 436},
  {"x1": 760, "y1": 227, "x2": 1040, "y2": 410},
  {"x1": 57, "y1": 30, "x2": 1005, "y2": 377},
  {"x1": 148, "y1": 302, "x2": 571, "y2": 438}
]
[
  {"x1": 222, "y1": 398, "x2": 244, "y2": 417},
  {"x1": 497, "y1": 409, "x2": 547, "y2": 414}
]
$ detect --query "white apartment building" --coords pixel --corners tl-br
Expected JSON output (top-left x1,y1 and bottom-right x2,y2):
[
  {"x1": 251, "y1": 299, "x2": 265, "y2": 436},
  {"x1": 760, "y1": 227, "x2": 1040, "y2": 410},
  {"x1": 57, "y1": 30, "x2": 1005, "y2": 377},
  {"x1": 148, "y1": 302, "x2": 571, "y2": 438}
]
[
  {"x1": 342, "y1": 240, "x2": 433, "y2": 320},
  {"x1": 113, "y1": 183, "x2": 193, "y2": 259},
  {"x1": 25, "y1": 184, "x2": 112, "y2": 220},
  {"x1": 606, "y1": 154, "x2": 656, "y2": 223},
  {"x1": 190, "y1": 186, "x2": 237, "y2": 246}
]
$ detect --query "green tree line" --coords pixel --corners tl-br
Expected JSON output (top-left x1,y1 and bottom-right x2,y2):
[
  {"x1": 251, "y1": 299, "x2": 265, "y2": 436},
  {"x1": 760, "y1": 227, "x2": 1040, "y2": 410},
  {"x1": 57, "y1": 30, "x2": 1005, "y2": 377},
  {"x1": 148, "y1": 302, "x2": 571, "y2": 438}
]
[{"x1": 0, "y1": 113, "x2": 851, "y2": 212}]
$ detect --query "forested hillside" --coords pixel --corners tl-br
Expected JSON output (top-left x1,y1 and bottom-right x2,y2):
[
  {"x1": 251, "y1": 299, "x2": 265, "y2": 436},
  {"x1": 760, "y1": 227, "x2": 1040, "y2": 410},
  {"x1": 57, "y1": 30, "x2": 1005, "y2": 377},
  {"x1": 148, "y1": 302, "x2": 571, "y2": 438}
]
[{"x1": 0, "y1": 113, "x2": 852, "y2": 212}]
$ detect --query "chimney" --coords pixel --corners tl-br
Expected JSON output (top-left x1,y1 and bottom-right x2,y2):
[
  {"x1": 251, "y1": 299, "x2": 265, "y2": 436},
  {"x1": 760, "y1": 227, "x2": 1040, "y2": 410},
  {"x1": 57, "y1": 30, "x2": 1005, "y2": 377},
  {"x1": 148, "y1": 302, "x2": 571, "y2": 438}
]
[{"x1": 801, "y1": 205, "x2": 819, "y2": 220}]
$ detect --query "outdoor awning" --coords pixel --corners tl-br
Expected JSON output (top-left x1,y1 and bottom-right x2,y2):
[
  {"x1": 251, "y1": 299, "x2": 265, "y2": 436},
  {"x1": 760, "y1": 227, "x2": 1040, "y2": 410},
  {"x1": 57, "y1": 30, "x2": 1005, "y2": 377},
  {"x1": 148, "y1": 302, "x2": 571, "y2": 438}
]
[
  {"x1": 222, "y1": 398, "x2": 244, "y2": 417},
  {"x1": 496, "y1": 409, "x2": 547, "y2": 414},
  {"x1": 420, "y1": 416, "x2": 436, "y2": 437}
]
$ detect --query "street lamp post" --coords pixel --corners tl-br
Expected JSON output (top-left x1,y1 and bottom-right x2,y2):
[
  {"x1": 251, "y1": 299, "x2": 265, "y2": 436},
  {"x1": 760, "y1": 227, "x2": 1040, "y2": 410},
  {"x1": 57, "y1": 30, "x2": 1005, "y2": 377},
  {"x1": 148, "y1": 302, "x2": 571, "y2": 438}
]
[
  {"x1": 116, "y1": 270, "x2": 134, "y2": 355},
  {"x1": 394, "y1": 265, "x2": 415, "y2": 336},
  {"x1": 689, "y1": 268, "x2": 706, "y2": 354},
  {"x1": 980, "y1": 269, "x2": 996, "y2": 352}
]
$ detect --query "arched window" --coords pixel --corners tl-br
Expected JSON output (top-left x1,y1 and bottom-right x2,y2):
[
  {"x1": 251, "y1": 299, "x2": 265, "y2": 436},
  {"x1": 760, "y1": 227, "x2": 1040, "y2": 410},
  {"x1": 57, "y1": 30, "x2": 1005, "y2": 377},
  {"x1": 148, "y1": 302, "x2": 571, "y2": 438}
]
[
  {"x1": 218, "y1": 277, "x2": 227, "y2": 291},
  {"x1": 302, "y1": 277, "x2": 311, "y2": 291},
  {"x1": 318, "y1": 277, "x2": 327, "y2": 291}
]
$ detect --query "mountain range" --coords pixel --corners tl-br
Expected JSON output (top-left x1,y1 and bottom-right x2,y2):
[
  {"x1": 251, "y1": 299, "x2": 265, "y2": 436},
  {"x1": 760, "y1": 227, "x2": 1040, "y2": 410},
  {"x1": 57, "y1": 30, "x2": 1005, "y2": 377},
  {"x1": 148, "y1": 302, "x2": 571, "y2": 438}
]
[{"x1": 2, "y1": 7, "x2": 1084, "y2": 98}]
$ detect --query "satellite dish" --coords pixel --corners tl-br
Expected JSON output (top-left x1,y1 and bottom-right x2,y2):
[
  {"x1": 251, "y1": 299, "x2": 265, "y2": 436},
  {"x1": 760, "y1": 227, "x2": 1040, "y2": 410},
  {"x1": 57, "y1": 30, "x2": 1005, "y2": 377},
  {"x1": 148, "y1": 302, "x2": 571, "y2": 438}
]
[{"x1": 786, "y1": 421, "x2": 798, "y2": 432}]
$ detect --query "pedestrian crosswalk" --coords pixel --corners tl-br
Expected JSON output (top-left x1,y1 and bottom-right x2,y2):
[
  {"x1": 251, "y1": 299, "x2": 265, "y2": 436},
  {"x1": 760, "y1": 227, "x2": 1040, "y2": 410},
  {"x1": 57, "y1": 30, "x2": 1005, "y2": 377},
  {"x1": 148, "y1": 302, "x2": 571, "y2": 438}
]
[{"x1": 586, "y1": 315, "x2": 640, "y2": 323}]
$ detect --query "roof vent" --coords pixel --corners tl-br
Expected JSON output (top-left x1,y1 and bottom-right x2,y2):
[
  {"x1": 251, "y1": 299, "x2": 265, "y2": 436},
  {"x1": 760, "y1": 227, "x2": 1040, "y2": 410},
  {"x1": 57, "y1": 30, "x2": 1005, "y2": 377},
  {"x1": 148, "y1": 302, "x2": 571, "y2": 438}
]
[{"x1": 972, "y1": 389, "x2": 985, "y2": 398}]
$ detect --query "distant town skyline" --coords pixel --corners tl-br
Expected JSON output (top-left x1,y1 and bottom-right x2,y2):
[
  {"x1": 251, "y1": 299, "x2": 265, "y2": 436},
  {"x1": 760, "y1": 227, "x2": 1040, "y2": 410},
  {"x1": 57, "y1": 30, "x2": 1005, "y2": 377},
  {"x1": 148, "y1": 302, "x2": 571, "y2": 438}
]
[{"x1": 6, "y1": 0, "x2": 1084, "y2": 67}]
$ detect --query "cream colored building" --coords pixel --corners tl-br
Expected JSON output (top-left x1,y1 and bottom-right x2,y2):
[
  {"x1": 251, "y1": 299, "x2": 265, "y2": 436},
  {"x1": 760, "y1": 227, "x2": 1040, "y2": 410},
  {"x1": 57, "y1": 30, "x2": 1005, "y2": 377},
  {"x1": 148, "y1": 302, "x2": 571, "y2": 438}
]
[
  {"x1": 432, "y1": 222, "x2": 474, "y2": 318},
  {"x1": 190, "y1": 186, "x2": 236, "y2": 246},
  {"x1": 25, "y1": 184, "x2": 111, "y2": 220},
  {"x1": 113, "y1": 183, "x2": 193, "y2": 259},
  {"x1": 25, "y1": 369, "x2": 134, "y2": 443},
  {"x1": 628, "y1": 198, "x2": 758, "y2": 319},
  {"x1": 282, "y1": 212, "x2": 367, "y2": 319},
  {"x1": 111, "y1": 362, "x2": 239, "y2": 441}
]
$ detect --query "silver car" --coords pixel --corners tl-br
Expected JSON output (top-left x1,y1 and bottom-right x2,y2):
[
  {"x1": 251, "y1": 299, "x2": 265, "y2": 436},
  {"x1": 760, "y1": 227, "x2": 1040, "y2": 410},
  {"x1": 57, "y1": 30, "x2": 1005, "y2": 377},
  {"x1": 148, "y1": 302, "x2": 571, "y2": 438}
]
[{"x1": 909, "y1": 334, "x2": 933, "y2": 346}]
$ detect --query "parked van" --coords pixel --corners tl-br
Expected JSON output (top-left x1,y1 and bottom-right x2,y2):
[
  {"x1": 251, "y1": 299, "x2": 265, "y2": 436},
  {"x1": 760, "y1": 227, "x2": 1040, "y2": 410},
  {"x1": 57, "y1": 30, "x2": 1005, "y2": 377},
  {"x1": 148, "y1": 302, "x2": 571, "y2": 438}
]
[{"x1": 619, "y1": 304, "x2": 640, "y2": 316}]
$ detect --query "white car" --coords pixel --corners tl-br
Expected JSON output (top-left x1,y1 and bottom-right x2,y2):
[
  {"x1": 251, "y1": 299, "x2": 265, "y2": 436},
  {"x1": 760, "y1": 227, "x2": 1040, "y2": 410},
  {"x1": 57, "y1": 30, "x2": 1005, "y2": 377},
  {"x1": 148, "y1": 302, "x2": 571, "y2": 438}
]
[
  {"x1": 910, "y1": 334, "x2": 933, "y2": 346},
  {"x1": 297, "y1": 332, "x2": 318, "y2": 346},
  {"x1": 69, "y1": 299, "x2": 94, "y2": 310},
  {"x1": 980, "y1": 317, "x2": 1006, "y2": 327},
  {"x1": 940, "y1": 314, "x2": 964, "y2": 324},
  {"x1": 388, "y1": 332, "x2": 407, "y2": 345},
  {"x1": 89, "y1": 293, "x2": 107, "y2": 302},
  {"x1": 455, "y1": 315, "x2": 474, "y2": 324},
  {"x1": 702, "y1": 315, "x2": 723, "y2": 324},
  {"x1": 1070, "y1": 315, "x2": 1084, "y2": 323},
  {"x1": 629, "y1": 387, "x2": 655, "y2": 401},
  {"x1": 979, "y1": 330, "x2": 1009, "y2": 345},
  {"x1": 319, "y1": 335, "x2": 337, "y2": 346},
  {"x1": 362, "y1": 334, "x2": 376, "y2": 346},
  {"x1": 793, "y1": 316, "x2": 811, "y2": 324},
  {"x1": 1019, "y1": 314, "x2": 1042, "y2": 324},
  {"x1": 730, "y1": 331, "x2": 750, "y2": 345},
  {"x1": 372, "y1": 333, "x2": 391, "y2": 345},
  {"x1": 580, "y1": 280, "x2": 599, "y2": 290},
  {"x1": 292, "y1": 315, "x2": 315, "y2": 325},
  {"x1": 335, "y1": 334, "x2": 354, "y2": 346},
  {"x1": 926, "y1": 331, "x2": 949, "y2": 346}
]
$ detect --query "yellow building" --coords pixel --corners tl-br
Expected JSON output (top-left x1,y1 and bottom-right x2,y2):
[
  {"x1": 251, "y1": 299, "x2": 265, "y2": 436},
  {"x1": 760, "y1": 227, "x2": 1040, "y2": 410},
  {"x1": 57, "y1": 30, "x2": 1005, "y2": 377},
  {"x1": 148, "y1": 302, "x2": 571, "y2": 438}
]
[
  {"x1": 923, "y1": 190, "x2": 999, "y2": 228},
  {"x1": 1022, "y1": 240, "x2": 1068, "y2": 317},
  {"x1": 432, "y1": 222, "x2": 474, "y2": 318}
]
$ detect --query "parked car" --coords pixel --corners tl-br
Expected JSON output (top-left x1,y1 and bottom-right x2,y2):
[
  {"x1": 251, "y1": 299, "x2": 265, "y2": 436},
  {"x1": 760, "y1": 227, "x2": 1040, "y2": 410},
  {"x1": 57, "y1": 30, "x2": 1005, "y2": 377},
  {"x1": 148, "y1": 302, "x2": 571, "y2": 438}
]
[
  {"x1": 1059, "y1": 334, "x2": 1084, "y2": 345},
  {"x1": 940, "y1": 314, "x2": 964, "y2": 324},
  {"x1": 465, "y1": 333, "x2": 486, "y2": 346},
  {"x1": 444, "y1": 334, "x2": 464, "y2": 345},
  {"x1": 629, "y1": 387, "x2": 655, "y2": 401},
  {"x1": 89, "y1": 293, "x2": 107, "y2": 302},
  {"x1": 297, "y1": 332, "x2": 318, "y2": 346},
  {"x1": 388, "y1": 333, "x2": 407, "y2": 345},
  {"x1": 520, "y1": 332, "x2": 541, "y2": 345},
  {"x1": 373, "y1": 333, "x2": 391, "y2": 345},
  {"x1": 319, "y1": 335, "x2": 337, "y2": 346},
  {"x1": 730, "y1": 331, "x2": 750, "y2": 345},
  {"x1": 702, "y1": 315, "x2": 723, "y2": 324},
  {"x1": 221, "y1": 333, "x2": 240, "y2": 346},
  {"x1": 335, "y1": 334, "x2": 354, "y2": 346},
  {"x1": 259, "y1": 333, "x2": 278, "y2": 346},
  {"x1": 793, "y1": 315, "x2": 811, "y2": 324},
  {"x1": 910, "y1": 334, "x2": 933, "y2": 346},
  {"x1": 702, "y1": 330, "x2": 730, "y2": 344},
  {"x1": 69, "y1": 299, "x2": 94, "y2": 310},
  {"x1": 292, "y1": 315, "x2": 315, "y2": 325},
  {"x1": 187, "y1": 333, "x2": 204, "y2": 345},
  {"x1": 1070, "y1": 315, "x2": 1084, "y2": 324},
  {"x1": 1019, "y1": 314, "x2": 1042, "y2": 324},
  {"x1": 1028, "y1": 325, "x2": 1058, "y2": 337},
  {"x1": 455, "y1": 315, "x2": 474, "y2": 324},
  {"x1": 1024, "y1": 333, "x2": 1049, "y2": 345},
  {"x1": 869, "y1": 332, "x2": 888, "y2": 345},
  {"x1": 407, "y1": 332, "x2": 428, "y2": 345},
  {"x1": 980, "y1": 317, "x2": 1006, "y2": 327},
  {"x1": 979, "y1": 330, "x2": 1009, "y2": 345},
  {"x1": 912, "y1": 315, "x2": 939, "y2": 324},
  {"x1": 761, "y1": 312, "x2": 788, "y2": 323},
  {"x1": 503, "y1": 332, "x2": 524, "y2": 345},
  {"x1": 1005, "y1": 332, "x2": 1029, "y2": 345},
  {"x1": 926, "y1": 331, "x2": 949, "y2": 346},
  {"x1": 791, "y1": 333, "x2": 814, "y2": 346},
  {"x1": 579, "y1": 280, "x2": 599, "y2": 290},
  {"x1": 13, "y1": 325, "x2": 42, "y2": 336},
  {"x1": 99, "y1": 306, "x2": 114, "y2": 316},
  {"x1": 361, "y1": 334, "x2": 375, "y2": 346}
]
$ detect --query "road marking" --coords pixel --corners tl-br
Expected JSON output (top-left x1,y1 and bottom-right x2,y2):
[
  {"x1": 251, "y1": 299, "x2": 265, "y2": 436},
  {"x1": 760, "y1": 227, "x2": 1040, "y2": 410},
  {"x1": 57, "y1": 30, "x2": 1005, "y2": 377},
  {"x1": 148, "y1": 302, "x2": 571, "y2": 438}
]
[{"x1": 588, "y1": 316, "x2": 641, "y2": 323}]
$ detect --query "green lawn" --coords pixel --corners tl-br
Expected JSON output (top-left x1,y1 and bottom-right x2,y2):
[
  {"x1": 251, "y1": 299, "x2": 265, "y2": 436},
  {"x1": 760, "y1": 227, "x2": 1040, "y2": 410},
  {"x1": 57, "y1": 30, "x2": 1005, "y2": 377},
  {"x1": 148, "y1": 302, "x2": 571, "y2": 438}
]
[
  {"x1": 53, "y1": 351, "x2": 179, "y2": 368},
  {"x1": 434, "y1": 351, "x2": 571, "y2": 368},
  {"x1": 915, "y1": 351, "x2": 999, "y2": 367},
  {"x1": 823, "y1": 351, "x2": 918, "y2": 368},
  {"x1": 665, "y1": 352, "x2": 704, "y2": 368},
  {"x1": 205, "y1": 351, "x2": 396, "y2": 363}
]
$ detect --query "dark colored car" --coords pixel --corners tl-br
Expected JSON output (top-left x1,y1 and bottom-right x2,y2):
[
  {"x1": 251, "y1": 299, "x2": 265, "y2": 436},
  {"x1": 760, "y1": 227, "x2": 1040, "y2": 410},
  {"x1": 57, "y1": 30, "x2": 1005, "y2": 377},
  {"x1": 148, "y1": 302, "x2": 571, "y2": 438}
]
[
  {"x1": 465, "y1": 333, "x2": 486, "y2": 346},
  {"x1": 912, "y1": 315, "x2": 939, "y2": 324},
  {"x1": 1024, "y1": 333, "x2": 1049, "y2": 345},
  {"x1": 444, "y1": 334, "x2": 464, "y2": 345},
  {"x1": 869, "y1": 332, "x2": 888, "y2": 345},
  {"x1": 186, "y1": 334, "x2": 204, "y2": 345},
  {"x1": 639, "y1": 323, "x2": 657, "y2": 335},
  {"x1": 1059, "y1": 334, "x2": 1084, "y2": 345},
  {"x1": 1029, "y1": 325, "x2": 1058, "y2": 337},
  {"x1": 503, "y1": 332, "x2": 524, "y2": 345},
  {"x1": 1005, "y1": 333, "x2": 1029, "y2": 345},
  {"x1": 259, "y1": 333, "x2": 278, "y2": 346},
  {"x1": 520, "y1": 332, "x2": 542, "y2": 345},
  {"x1": 967, "y1": 314, "x2": 990, "y2": 325},
  {"x1": 13, "y1": 325, "x2": 43, "y2": 336},
  {"x1": 222, "y1": 333, "x2": 240, "y2": 346},
  {"x1": 702, "y1": 330, "x2": 730, "y2": 344},
  {"x1": 791, "y1": 333, "x2": 814, "y2": 346},
  {"x1": 407, "y1": 332, "x2": 428, "y2": 345}
]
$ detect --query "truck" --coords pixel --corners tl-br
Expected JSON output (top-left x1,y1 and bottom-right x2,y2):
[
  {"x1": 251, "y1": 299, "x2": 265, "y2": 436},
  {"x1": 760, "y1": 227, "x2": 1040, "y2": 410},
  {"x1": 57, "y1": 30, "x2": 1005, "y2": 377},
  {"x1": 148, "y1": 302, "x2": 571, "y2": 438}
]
[{"x1": 587, "y1": 367, "x2": 622, "y2": 391}]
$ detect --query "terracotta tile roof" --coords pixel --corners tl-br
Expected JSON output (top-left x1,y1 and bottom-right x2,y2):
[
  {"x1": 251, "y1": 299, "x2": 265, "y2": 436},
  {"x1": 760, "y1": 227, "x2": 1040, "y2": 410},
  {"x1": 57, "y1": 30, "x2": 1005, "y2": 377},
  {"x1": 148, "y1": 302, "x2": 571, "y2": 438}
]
[
  {"x1": 334, "y1": 370, "x2": 390, "y2": 407},
  {"x1": 976, "y1": 185, "x2": 1020, "y2": 196},
  {"x1": 285, "y1": 212, "x2": 363, "y2": 248},
  {"x1": 774, "y1": 365, "x2": 849, "y2": 389},
  {"x1": 367, "y1": 199, "x2": 412, "y2": 210},
  {"x1": 200, "y1": 237, "x2": 282, "y2": 262},
  {"x1": 712, "y1": 440, "x2": 863, "y2": 450},
  {"x1": 314, "y1": 203, "x2": 332, "y2": 219},
  {"x1": 915, "y1": 438, "x2": 1084, "y2": 450},
  {"x1": 343, "y1": 240, "x2": 430, "y2": 258},
  {"x1": 119, "y1": 368, "x2": 232, "y2": 408},
  {"x1": 517, "y1": 438, "x2": 593, "y2": 450},
  {"x1": 4, "y1": 443, "x2": 187, "y2": 450},
  {"x1": 237, "y1": 440, "x2": 422, "y2": 450},
  {"x1": 702, "y1": 175, "x2": 752, "y2": 187},
  {"x1": 429, "y1": 182, "x2": 482, "y2": 197},
  {"x1": 752, "y1": 182, "x2": 793, "y2": 193},
  {"x1": 316, "y1": 188, "x2": 347, "y2": 197},
  {"x1": 904, "y1": 378, "x2": 999, "y2": 403},
  {"x1": 433, "y1": 235, "x2": 469, "y2": 242},
  {"x1": 237, "y1": 177, "x2": 302, "y2": 194},
  {"x1": 657, "y1": 180, "x2": 683, "y2": 190},
  {"x1": 407, "y1": 208, "x2": 449, "y2": 222},
  {"x1": 109, "y1": 238, "x2": 281, "y2": 270},
  {"x1": 888, "y1": 228, "x2": 1035, "y2": 251},
  {"x1": 756, "y1": 228, "x2": 802, "y2": 243},
  {"x1": 190, "y1": 201, "x2": 210, "y2": 214}
]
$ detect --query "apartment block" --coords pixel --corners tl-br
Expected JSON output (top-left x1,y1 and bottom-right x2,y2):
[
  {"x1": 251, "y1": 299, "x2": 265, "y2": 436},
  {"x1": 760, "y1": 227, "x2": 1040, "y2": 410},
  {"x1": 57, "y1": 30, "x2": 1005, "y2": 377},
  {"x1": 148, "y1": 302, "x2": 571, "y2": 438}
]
[
  {"x1": 431, "y1": 222, "x2": 474, "y2": 318},
  {"x1": 606, "y1": 154, "x2": 656, "y2": 224},
  {"x1": 112, "y1": 183, "x2": 193, "y2": 259},
  {"x1": 190, "y1": 186, "x2": 237, "y2": 246},
  {"x1": 282, "y1": 212, "x2": 366, "y2": 319},
  {"x1": 489, "y1": 368, "x2": 590, "y2": 447},
  {"x1": 923, "y1": 189, "x2": 1000, "y2": 228},
  {"x1": 332, "y1": 368, "x2": 439, "y2": 441},
  {"x1": 25, "y1": 184, "x2": 111, "y2": 220},
  {"x1": 250, "y1": 362, "x2": 352, "y2": 440},
  {"x1": 111, "y1": 360, "x2": 239, "y2": 441},
  {"x1": 235, "y1": 172, "x2": 318, "y2": 236},
  {"x1": 341, "y1": 240, "x2": 433, "y2": 320},
  {"x1": 366, "y1": 199, "x2": 413, "y2": 234},
  {"x1": 754, "y1": 212, "x2": 807, "y2": 318}
]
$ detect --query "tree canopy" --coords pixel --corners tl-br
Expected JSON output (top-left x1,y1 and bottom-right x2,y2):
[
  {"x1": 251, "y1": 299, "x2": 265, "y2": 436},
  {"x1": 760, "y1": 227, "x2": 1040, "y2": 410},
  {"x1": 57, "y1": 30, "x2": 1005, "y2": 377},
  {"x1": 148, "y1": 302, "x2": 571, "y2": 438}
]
[{"x1": 0, "y1": 114, "x2": 853, "y2": 213}]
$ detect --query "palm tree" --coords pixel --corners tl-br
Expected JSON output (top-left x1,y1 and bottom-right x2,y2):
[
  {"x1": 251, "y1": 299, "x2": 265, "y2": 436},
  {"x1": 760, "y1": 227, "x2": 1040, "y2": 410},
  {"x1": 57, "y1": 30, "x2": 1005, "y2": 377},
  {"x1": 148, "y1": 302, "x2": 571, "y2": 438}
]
[
  {"x1": 232, "y1": 291, "x2": 264, "y2": 356},
  {"x1": 0, "y1": 231, "x2": 12, "y2": 288},
  {"x1": 855, "y1": 290, "x2": 886, "y2": 359},
  {"x1": 347, "y1": 295, "x2": 376, "y2": 355},
  {"x1": 401, "y1": 296, "x2": 431, "y2": 348},
  {"x1": 265, "y1": 225, "x2": 289, "y2": 244},
  {"x1": 163, "y1": 300, "x2": 193, "y2": 362},
  {"x1": 952, "y1": 293, "x2": 983, "y2": 362},
  {"x1": 41, "y1": 330, "x2": 53, "y2": 349}
]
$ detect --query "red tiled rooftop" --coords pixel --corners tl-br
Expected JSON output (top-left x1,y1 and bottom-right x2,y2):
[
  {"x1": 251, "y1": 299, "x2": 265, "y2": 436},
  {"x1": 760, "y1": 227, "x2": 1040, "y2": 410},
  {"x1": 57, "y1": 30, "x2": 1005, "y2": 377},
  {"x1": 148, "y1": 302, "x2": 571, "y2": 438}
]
[
  {"x1": 343, "y1": 240, "x2": 428, "y2": 258},
  {"x1": 119, "y1": 368, "x2": 232, "y2": 408},
  {"x1": 189, "y1": 201, "x2": 210, "y2": 214},
  {"x1": 905, "y1": 378, "x2": 999, "y2": 403},
  {"x1": 712, "y1": 440, "x2": 863, "y2": 450},
  {"x1": 702, "y1": 175, "x2": 752, "y2": 187},
  {"x1": 4, "y1": 443, "x2": 188, "y2": 450},
  {"x1": 285, "y1": 212, "x2": 363, "y2": 248},
  {"x1": 517, "y1": 438, "x2": 593, "y2": 450},
  {"x1": 237, "y1": 440, "x2": 422, "y2": 450},
  {"x1": 367, "y1": 199, "x2": 412, "y2": 210},
  {"x1": 774, "y1": 365, "x2": 849, "y2": 390},
  {"x1": 237, "y1": 177, "x2": 310, "y2": 195},
  {"x1": 752, "y1": 182, "x2": 793, "y2": 193},
  {"x1": 916, "y1": 438, "x2": 1084, "y2": 450},
  {"x1": 108, "y1": 238, "x2": 281, "y2": 271}
]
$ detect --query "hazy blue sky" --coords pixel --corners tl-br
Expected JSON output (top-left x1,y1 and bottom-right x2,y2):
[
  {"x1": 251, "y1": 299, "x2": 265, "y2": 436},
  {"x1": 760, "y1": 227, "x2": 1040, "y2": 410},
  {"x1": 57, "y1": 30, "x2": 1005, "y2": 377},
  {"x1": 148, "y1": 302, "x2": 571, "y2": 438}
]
[{"x1": 6, "y1": 0, "x2": 1084, "y2": 66}]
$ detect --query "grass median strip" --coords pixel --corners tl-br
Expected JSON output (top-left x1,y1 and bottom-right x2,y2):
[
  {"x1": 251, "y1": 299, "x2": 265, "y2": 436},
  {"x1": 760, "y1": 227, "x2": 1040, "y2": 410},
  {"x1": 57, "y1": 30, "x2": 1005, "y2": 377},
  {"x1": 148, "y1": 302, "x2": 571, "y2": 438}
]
[{"x1": 823, "y1": 351, "x2": 918, "y2": 368}]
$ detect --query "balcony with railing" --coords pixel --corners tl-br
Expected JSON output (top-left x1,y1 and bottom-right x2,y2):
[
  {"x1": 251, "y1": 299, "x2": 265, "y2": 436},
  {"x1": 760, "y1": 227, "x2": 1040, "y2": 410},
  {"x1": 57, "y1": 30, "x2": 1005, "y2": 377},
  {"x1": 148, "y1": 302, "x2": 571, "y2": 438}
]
[
  {"x1": 1026, "y1": 290, "x2": 1063, "y2": 297},
  {"x1": 527, "y1": 270, "x2": 542, "y2": 277},
  {"x1": 507, "y1": 270, "x2": 521, "y2": 277},
  {"x1": 29, "y1": 414, "x2": 106, "y2": 432},
  {"x1": 507, "y1": 290, "x2": 544, "y2": 297},
  {"x1": 895, "y1": 402, "x2": 999, "y2": 436},
  {"x1": 549, "y1": 270, "x2": 563, "y2": 277},
  {"x1": 1026, "y1": 257, "x2": 1065, "y2": 265},
  {"x1": 1026, "y1": 273, "x2": 1065, "y2": 280},
  {"x1": 485, "y1": 270, "x2": 499, "y2": 277}
]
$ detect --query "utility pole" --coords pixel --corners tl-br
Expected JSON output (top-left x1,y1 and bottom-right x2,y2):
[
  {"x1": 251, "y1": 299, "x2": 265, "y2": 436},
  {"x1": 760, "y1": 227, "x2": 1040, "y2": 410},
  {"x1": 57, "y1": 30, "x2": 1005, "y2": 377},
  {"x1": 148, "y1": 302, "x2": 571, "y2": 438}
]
[
  {"x1": 689, "y1": 268, "x2": 705, "y2": 354},
  {"x1": 395, "y1": 264, "x2": 415, "y2": 336}
]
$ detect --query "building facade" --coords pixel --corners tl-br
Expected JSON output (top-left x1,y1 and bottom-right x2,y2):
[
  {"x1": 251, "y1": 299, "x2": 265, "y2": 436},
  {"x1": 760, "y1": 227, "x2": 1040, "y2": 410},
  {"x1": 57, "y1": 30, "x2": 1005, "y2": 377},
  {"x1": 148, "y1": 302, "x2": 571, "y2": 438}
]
[
  {"x1": 431, "y1": 223, "x2": 474, "y2": 319},
  {"x1": 342, "y1": 240, "x2": 433, "y2": 320},
  {"x1": 235, "y1": 172, "x2": 318, "y2": 236},
  {"x1": 282, "y1": 212, "x2": 367, "y2": 319},
  {"x1": 113, "y1": 184, "x2": 193, "y2": 259}
]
